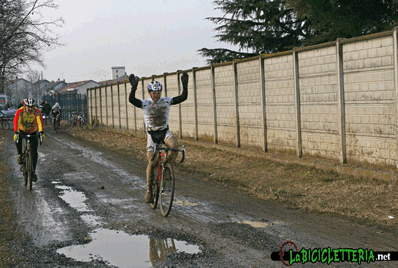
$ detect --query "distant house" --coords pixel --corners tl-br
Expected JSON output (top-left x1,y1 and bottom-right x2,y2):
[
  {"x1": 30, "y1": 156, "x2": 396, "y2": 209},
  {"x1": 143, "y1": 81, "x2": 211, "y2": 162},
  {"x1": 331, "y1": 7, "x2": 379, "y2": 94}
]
[
  {"x1": 55, "y1": 80, "x2": 100, "y2": 95},
  {"x1": 40, "y1": 80, "x2": 68, "y2": 96},
  {"x1": 99, "y1": 74, "x2": 129, "y2": 86},
  {"x1": 4, "y1": 78, "x2": 34, "y2": 105},
  {"x1": 34, "y1": 79, "x2": 51, "y2": 91}
]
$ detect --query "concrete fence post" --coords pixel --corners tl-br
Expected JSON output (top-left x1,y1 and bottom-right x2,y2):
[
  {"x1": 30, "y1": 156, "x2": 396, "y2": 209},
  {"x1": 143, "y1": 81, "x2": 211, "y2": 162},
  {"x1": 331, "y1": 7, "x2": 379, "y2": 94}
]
[
  {"x1": 336, "y1": 39, "x2": 347, "y2": 164},
  {"x1": 177, "y1": 70, "x2": 182, "y2": 139},
  {"x1": 192, "y1": 68, "x2": 199, "y2": 141},
  {"x1": 89, "y1": 89, "x2": 93, "y2": 124},
  {"x1": 124, "y1": 82, "x2": 128, "y2": 130},
  {"x1": 211, "y1": 66, "x2": 218, "y2": 144},
  {"x1": 293, "y1": 49, "x2": 303, "y2": 158},
  {"x1": 393, "y1": 28, "x2": 398, "y2": 169},
  {"x1": 163, "y1": 73, "x2": 168, "y2": 97},
  {"x1": 99, "y1": 87, "x2": 103, "y2": 126},
  {"x1": 94, "y1": 88, "x2": 98, "y2": 125},
  {"x1": 233, "y1": 60, "x2": 241, "y2": 147},
  {"x1": 259, "y1": 55, "x2": 268, "y2": 152},
  {"x1": 111, "y1": 85, "x2": 114, "y2": 128},
  {"x1": 117, "y1": 82, "x2": 121, "y2": 129},
  {"x1": 104, "y1": 86, "x2": 108, "y2": 126}
]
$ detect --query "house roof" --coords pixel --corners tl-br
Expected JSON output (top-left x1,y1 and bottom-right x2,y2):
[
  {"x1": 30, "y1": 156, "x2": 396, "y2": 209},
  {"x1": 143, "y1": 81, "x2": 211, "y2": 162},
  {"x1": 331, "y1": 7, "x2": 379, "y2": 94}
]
[
  {"x1": 33, "y1": 79, "x2": 50, "y2": 87},
  {"x1": 5, "y1": 78, "x2": 31, "y2": 88},
  {"x1": 55, "y1": 80, "x2": 99, "y2": 93},
  {"x1": 99, "y1": 74, "x2": 129, "y2": 86},
  {"x1": 40, "y1": 80, "x2": 67, "y2": 93}
]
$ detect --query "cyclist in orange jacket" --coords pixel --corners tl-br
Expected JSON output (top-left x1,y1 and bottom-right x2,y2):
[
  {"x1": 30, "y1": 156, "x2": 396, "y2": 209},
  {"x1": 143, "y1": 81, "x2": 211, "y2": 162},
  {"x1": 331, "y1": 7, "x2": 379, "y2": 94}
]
[{"x1": 13, "y1": 97, "x2": 45, "y2": 182}]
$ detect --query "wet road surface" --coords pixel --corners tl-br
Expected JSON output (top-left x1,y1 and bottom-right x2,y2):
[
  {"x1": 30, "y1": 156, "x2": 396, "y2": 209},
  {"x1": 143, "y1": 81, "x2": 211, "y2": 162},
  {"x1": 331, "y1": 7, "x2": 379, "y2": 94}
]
[{"x1": 2, "y1": 129, "x2": 398, "y2": 267}]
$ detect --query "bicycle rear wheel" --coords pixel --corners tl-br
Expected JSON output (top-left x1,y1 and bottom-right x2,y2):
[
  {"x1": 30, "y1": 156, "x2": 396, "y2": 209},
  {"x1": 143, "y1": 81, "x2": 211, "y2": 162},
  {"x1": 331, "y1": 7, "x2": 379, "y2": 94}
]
[
  {"x1": 1, "y1": 120, "x2": 10, "y2": 130},
  {"x1": 55, "y1": 117, "x2": 60, "y2": 133},
  {"x1": 160, "y1": 163, "x2": 175, "y2": 217},
  {"x1": 22, "y1": 141, "x2": 27, "y2": 186},
  {"x1": 150, "y1": 165, "x2": 160, "y2": 209},
  {"x1": 26, "y1": 146, "x2": 33, "y2": 190}
]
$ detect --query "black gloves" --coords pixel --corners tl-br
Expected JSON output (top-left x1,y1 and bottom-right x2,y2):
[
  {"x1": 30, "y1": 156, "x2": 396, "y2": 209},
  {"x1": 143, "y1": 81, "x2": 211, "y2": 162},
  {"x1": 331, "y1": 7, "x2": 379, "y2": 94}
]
[
  {"x1": 129, "y1": 74, "x2": 139, "y2": 91},
  {"x1": 181, "y1": 72, "x2": 189, "y2": 87},
  {"x1": 39, "y1": 131, "x2": 45, "y2": 144}
]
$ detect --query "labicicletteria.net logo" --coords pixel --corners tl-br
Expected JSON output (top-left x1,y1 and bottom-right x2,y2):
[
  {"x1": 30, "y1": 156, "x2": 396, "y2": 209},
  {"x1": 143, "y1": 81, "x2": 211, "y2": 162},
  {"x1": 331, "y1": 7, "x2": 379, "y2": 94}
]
[{"x1": 271, "y1": 240, "x2": 398, "y2": 266}]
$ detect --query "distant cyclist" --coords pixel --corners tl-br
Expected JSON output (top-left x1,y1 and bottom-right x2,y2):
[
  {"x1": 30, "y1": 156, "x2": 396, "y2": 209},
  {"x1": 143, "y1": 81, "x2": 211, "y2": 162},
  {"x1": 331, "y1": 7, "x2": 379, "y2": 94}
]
[
  {"x1": 13, "y1": 97, "x2": 45, "y2": 182},
  {"x1": 51, "y1": 102, "x2": 61, "y2": 130},
  {"x1": 41, "y1": 100, "x2": 51, "y2": 125},
  {"x1": 129, "y1": 73, "x2": 189, "y2": 203}
]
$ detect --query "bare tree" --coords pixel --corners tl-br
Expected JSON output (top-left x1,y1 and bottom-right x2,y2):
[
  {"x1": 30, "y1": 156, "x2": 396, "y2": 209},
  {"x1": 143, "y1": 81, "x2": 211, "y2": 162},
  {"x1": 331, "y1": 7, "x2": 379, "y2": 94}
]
[
  {"x1": 26, "y1": 69, "x2": 41, "y2": 101},
  {"x1": 0, "y1": 0, "x2": 64, "y2": 93}
]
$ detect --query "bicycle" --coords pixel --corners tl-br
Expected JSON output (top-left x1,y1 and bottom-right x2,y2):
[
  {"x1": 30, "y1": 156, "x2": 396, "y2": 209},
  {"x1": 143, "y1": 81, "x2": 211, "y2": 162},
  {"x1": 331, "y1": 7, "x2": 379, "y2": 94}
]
[
  {"x1": 69, "y1": 112, "x2": 78, "y2": 127},
  {"x1": 149, "y1": 142, "x2": 186, "y2": 217},
  {"x1": 54, "y1": 113, "x2": 61, "y2": 133},
  {"x1": 0, "y1": 112, "x2": 10, "y2": 130},
  {"x1": 18, "y1": 133, "x2": 42, "y2": 190},
  {"x1": 77, "y1": 112, "x2": 86, "y2": 127}
]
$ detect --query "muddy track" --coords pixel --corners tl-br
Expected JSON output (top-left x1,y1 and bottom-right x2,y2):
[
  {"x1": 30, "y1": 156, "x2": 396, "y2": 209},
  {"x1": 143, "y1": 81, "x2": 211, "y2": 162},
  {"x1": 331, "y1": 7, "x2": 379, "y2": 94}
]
[{"x1": 1, "y1": 128, "x2": 397, "y2": 267}]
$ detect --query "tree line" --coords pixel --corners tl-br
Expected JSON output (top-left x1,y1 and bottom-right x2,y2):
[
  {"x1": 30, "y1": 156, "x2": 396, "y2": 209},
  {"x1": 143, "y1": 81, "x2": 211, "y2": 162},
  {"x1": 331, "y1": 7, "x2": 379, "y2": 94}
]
[{"x1": 199, "y1": 0, "x2": 398, "y2": 64}]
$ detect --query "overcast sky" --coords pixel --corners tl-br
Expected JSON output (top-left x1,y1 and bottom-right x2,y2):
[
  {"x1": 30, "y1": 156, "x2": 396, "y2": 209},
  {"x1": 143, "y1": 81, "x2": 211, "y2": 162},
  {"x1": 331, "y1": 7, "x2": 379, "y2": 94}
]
[{"x1": 30, "y1": 0, "x2": 238, "y2": 83}]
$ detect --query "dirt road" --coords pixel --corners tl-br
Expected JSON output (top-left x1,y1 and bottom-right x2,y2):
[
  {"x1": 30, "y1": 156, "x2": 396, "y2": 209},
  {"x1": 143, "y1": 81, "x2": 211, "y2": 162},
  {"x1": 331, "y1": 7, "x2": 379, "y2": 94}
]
[{"x1": 0, "y1": 127, "x2": 397, "y2": 267}]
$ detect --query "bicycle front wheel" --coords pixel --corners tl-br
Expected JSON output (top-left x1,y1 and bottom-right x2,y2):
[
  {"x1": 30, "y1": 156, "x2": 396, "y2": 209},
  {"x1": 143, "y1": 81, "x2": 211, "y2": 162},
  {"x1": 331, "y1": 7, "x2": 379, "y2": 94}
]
[
  {"x1": 150, "y1": 165, "x2": 160, "y2": 209},
  {"x1": 160, "y1": 163, "x2": 175, "y2": 217},
  {"x1": 26, "y1": 145, "x2": 33, "y2": 190}
]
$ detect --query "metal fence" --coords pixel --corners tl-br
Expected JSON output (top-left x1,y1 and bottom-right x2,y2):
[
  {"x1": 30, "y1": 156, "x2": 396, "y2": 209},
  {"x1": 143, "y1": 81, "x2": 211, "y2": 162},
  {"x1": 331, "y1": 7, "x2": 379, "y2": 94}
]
[{"x1": 42, "y1": 92, "x2": 87, "y2": 120}]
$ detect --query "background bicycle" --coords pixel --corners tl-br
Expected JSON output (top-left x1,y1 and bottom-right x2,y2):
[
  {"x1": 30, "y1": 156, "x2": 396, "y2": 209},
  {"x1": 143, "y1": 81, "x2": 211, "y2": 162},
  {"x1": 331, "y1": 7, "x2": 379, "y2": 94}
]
[
  {"x1": 0, "y1": 112, "x2": 10, "y2": 130},
  {"x1": 68, "y1": 112, "x2": 86, "y2": 127}
]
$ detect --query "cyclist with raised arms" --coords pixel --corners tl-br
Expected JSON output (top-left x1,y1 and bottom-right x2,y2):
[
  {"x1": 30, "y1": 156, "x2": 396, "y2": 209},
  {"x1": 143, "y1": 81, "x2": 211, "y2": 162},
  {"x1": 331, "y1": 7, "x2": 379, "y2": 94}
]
[
  {"x1": 13, "y1": 97, "x2": 45, "y2": 182},
  {"x1": 129, "y1": 73, "x2": 189, "y2": 203}
]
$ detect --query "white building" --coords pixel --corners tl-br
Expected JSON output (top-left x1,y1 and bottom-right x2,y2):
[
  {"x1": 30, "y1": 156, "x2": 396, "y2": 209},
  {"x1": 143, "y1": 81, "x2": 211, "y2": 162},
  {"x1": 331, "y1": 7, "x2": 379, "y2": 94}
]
[{"x1": 111, "y1": 66, "x2": 125, "y2": 79}]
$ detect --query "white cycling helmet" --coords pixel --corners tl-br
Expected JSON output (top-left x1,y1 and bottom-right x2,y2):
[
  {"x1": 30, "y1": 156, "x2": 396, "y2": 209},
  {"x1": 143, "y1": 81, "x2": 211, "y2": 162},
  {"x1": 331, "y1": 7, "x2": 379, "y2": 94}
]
[
  {"x1": 147, "y1": 81, "x2": 162, "y2": 92},
  {"x1": 24, "y1": 97, "x2": 36, "y2": 107}
]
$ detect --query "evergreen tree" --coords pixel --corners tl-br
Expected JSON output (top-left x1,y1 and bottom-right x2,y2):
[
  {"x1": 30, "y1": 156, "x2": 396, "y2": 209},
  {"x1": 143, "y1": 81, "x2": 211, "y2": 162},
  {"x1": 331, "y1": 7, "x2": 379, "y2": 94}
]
[
  {"x1": 200, "y1": 0, "x2": 398, "y2": 64},
  {"x1": 286, "y1": 0, "x2": 398, "y2": 45},
  {"x1": 199, "y1": 0, "x2": 311, "y2": 64}
]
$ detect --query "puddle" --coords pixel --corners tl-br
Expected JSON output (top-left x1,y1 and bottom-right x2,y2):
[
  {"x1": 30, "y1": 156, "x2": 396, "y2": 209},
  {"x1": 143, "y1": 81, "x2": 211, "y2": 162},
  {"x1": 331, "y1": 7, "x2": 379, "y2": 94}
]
[
  {"x1": 238, "y1": 220, "x2": 272, "y2": 228},
  {"x1": 55, "y1": 185, "x2": 91, "y2": 212},
  {"x1": 57, "y1": 228, "x2": 201, "y2": 267},
  {"x1": 174, "y1": 200, "x2": 198, "y2": 207}
]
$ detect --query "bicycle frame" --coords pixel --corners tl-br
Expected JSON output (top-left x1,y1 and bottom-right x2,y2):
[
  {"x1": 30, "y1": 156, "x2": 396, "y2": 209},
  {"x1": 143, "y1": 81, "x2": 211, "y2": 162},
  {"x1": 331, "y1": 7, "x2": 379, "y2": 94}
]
[
  {"x1": 18, "y1": 133, "x2": 36, "y2": 190},
  {"x1": 150, "y1": 143, "x2": 186, "y2": 216}
]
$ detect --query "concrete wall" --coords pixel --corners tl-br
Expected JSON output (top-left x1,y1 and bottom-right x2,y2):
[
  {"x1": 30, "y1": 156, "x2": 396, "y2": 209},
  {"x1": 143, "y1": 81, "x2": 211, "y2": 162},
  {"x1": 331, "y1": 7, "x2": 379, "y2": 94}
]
[{"x1": 87, "y1": 30, "x2": 398, "y2": 168}]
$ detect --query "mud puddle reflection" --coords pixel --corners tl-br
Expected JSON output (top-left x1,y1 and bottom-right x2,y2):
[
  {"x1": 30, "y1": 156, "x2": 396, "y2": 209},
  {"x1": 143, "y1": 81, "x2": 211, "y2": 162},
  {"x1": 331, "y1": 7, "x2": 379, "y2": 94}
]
[{"x1": 57, "y1": 228, "x2": 201, "y2": 267}]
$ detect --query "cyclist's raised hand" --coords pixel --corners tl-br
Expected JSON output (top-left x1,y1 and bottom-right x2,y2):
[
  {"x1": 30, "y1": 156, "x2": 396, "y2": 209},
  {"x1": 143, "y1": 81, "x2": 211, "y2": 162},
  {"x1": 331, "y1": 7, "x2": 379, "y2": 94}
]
[
  {"x1": 181, "y1": 72, "x2": 189, "y2": 87},
  {"x1": 129, "y1": 74, "x2": 139, "y2": 90}
]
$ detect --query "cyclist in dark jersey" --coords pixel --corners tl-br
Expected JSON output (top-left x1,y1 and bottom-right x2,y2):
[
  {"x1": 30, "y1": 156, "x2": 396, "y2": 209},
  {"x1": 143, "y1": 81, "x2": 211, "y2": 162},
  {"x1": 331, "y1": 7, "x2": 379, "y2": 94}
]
[{"x1": 129, "y1": 73, "x2": 189, "y2": 203}]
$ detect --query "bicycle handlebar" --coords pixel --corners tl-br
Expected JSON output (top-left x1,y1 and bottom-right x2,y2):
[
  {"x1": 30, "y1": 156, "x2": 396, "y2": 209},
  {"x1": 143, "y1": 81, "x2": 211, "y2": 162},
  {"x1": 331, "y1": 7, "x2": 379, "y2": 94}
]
[
  {"x1": 17, "y1": 133, "x2": 42, "y2": 145},
  {"x1": 151, "y1": 145, "x2": 186, "y2": 164}
]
